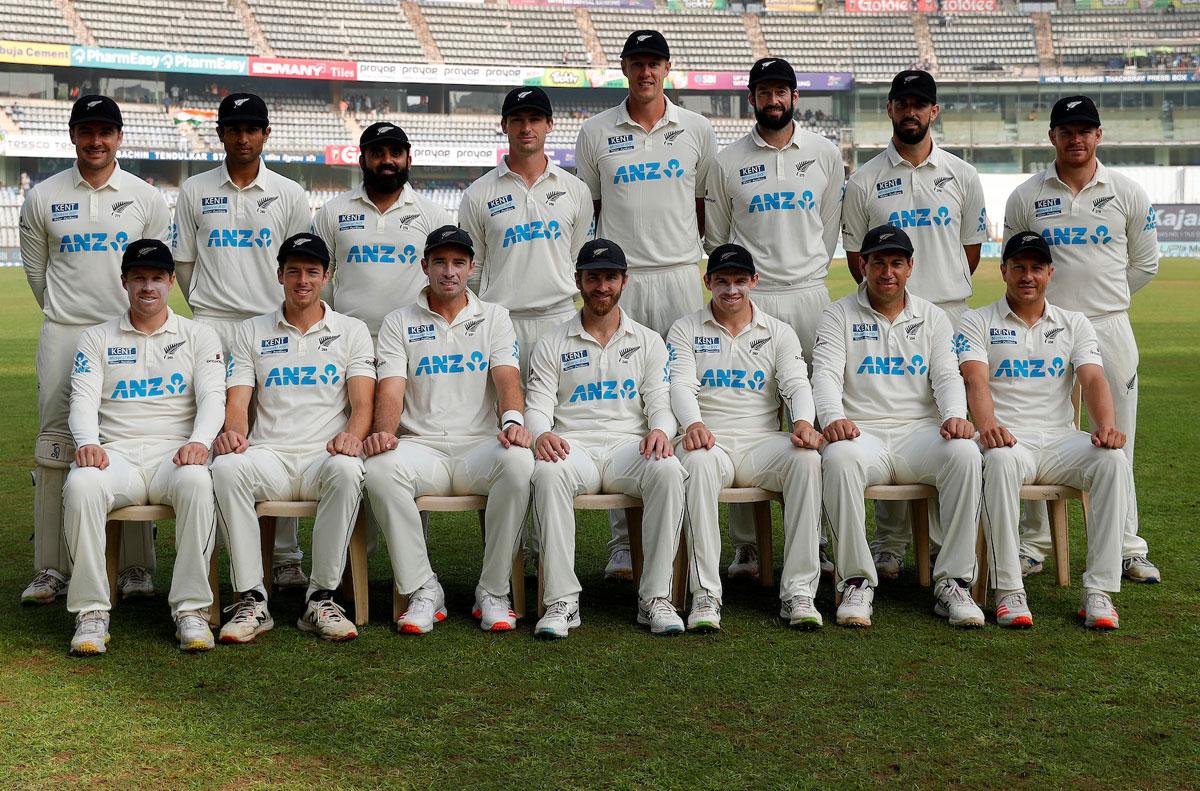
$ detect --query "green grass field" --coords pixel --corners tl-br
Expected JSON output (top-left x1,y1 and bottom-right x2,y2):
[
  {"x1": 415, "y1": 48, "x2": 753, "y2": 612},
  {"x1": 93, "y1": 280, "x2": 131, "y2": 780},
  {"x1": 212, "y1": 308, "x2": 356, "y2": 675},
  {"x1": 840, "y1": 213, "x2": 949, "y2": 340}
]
[{"x1": 0, "y1": 261, "x2": 1197, "y2": 789}]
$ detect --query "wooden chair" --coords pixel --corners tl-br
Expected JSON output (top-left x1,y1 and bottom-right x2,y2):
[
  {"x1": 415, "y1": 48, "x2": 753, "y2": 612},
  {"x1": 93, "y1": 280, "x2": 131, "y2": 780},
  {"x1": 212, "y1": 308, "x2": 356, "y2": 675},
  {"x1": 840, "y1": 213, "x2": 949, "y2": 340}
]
[
  {"x1": 863, "y1": 483, "x2": 939, "y2": 587},
  {"x1": 717, "y1": 487, "x2": 782, "y2": 586}
]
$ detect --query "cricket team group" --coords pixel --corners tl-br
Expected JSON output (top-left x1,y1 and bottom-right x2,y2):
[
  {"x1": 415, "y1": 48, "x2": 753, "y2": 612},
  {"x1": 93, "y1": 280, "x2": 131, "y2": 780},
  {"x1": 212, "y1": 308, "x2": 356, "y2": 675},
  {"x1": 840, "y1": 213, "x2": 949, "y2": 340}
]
[{"x1": 18, "y1": 29, "x2": 1162, "y2": 656}]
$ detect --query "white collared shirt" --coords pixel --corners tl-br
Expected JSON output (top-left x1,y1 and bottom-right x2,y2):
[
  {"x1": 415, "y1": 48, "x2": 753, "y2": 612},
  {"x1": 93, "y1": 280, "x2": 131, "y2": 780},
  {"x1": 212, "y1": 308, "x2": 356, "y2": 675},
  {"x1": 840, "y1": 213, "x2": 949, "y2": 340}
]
[
  {"x1": 956, "y1": 297, "x2": 1103, "y2": 430},
  {"x1": 227, "y1": 302, "x2": 375, "y2": 450},
  {"x1": 704, "y1": 124, "x2": 844, "y2": 292},
  {"x1": 375, "y1": 289, "x2": 519, "y2": 439},
  {"x1": 458, "y1": 157, "x2": 593, "y2": 318},
  {"x1": 1002, "y1": 161, "x2": 1159, "y2": 317},
  {"x1": 173, "y1": 160, "x2": 311, "y2": 320},
  {"x1": 842, "y1": 140, "x2": 987, "y2": 304},
  {"x1": 575, "y1": 96, "x2": 718, "y2": 271},
  {"x1": 19, "y1": 161, "x2": 171, "y2": 325},
  {"x1": 69, "y1": 309, "x2": 226, "y2": 447}
]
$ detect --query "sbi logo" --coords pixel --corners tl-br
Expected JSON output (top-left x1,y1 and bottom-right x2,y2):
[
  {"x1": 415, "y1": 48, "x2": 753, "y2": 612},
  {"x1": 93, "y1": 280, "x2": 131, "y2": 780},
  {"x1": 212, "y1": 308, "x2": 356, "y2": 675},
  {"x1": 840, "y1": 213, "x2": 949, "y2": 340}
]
[
  {"x1": 748, "y1": 191, "x2": 815, "y2": 214},
  {"x1": 887, "y1": 207, "x2": 952, "y2": 229},
  {"x1": 207, "y1": 228, "x2": 272, "y2": 248},
  {"x1": 58, "y1": 231, "x2": 130, "y2": 254},
  {"x1": 264, "y1": 365, "x2": 340, "y2": 387},
  {"x1": 613, "y1": 159, "x2": 684, "y2": 184},
  {"x1": 856, "y1": 355, "x2": 928, "y2": 376},
  {"x1": 699, "y1": 368, "x2": 767, "y2": 391},
  {"x1": 502, "y1": 220, "x2": 561, "y2": 248},
  {"x1": 994, "y1": 358, "x2": 1066, "y2": 378},
  {"x1": 347, "y1": 244, "x2": 417, "y2": 264},
  {"x1": 111, "y1": 373, "x2": 187, "y2": 399},
  {"x1": 414, "y1": 352, "x2": 488, "y2": 377},
  {"x1": 1041, "y1": 226, "x2": 1110, "y2": 246},
  {"x1": 569, "y1": 379, "x2": 637, "y2": 402}
]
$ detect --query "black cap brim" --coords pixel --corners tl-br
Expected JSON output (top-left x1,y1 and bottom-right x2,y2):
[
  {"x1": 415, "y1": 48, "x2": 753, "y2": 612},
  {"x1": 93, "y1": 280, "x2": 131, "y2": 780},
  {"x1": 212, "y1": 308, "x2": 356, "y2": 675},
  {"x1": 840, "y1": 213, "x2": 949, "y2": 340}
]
[
  {"x1": 424, "y1": 241, "x2": 474, "y2": 259},
  {"x1": 219, "y1": 115, "x2": 269, "y2": 126},
  {"x1": 576, "y1": 261, "x2": 626, "y2": 271},
  {"x1": 860, "y1": 242, "x2": 914, "y2": 258},
  {"x1": 70, "y1": 115, "x2": 121, "y2": 128},
  {"x1": 1050, "y1": 114, "x2": 1101, "y2": 129}
]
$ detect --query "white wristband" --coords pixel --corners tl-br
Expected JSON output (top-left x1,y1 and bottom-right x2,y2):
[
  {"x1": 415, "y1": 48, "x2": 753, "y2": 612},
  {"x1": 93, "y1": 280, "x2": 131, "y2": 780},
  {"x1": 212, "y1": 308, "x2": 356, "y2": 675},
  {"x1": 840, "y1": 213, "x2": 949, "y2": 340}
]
[{"x1": 501, "y1": 410, "x2": 524, "y2": 428}]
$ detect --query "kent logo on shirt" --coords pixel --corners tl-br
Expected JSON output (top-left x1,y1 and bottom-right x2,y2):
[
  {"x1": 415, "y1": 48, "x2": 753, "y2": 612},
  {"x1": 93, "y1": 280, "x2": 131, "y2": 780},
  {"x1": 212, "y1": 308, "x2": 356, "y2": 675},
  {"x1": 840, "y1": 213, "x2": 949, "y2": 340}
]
[
  {"x1": 111, "y1": 373, "x2": 188, "y2": 399},
  {"x1": 613, "y1": 160, "x2": 684, "y2": 184},
  {"x1": 699, "y1": 368, "x2": 767, "y2": 391},
  {"x1": 207, "y1": 228, "x2": 273, "y2": 248},
  {"x1": 1034, "y1": 198, "x2": 1063, "y2": 219},
  {"x1": 407, "y1": 323, "x2": 436, "y2": 342},
  {"x1": 607, "y1": 134, "x2": 635, "y2": 153},
  {"x1": 888, "y1": 206, "x2": 952, "y2": 229},
  {"x1": 990, "y1": 328, "x2": 1018, "y2": 345},
  {"x1": 347, "y1": 244, "x2": 417, "y2": 264},
  {"x1": 994, "y1": 357, "x2": 1066, "y2": 379},
  {"x1": 568, "y1": 379, "x2": 637, "y2": 402},
  {"x1": 51, "y1": 203, "x2": 80, "y2": 222},
  {"x1": 852, "y1": 323, "x2": 879, "y2": 342},
  {"x1": 739, "y1": 164, "x2": 767, "y2": 185},
  {"x1": 693, "y1": 336, "x2": 720, "y2": 354},
  {"x1": 202, "y1": 196, "x2": 229, "y2": 215},
  {"x1": 856, "y1": 354, "x2": 928, "y2": 376},
  {"x1": 875, "y1": 179, "x2": 903, "y2": 198},
  {"x1": 487, "y1": 195, "x2": 515, "y2": 217},
  {"x1": 106, "y1": 346, "x2": 137, "y2": 365},
  {"x1": 264, "y1": 364, "x2": 342, "y2": 387},
  {"x1": 502, "y1": 220, "x2": 561, "y2": 248},
  {"x1": 58, "y1": 231, "x2": 130, "y2": 253},
  {"x1": 749, "y1": 190, "x2": 815, "y2": 214},
  {"x1": 561, "y1": 349, "x2": 589, "y2": 371},
  {"x1": 338, "y1": 213, "x2": 366, "y2": 230},
  {"x1": 414, "y1": 352, "x2": 488, "y2": 376},
  {"x1": 260, "y1": 337, "x2": 289, "y2": 355}
]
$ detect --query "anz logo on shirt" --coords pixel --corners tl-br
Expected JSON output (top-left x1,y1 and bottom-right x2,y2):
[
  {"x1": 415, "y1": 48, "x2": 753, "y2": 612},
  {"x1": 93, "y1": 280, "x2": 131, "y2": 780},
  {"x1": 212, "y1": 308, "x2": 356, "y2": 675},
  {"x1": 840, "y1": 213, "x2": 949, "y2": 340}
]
[
  {"x1": 994, "y1": 358, "x2": 1066, "y2": 378},
  {"x1": 569, "y1": 379, "x2": 638, "y2": 402},
  {"x1": 856, "y1": 355, "x2": 928, "y2": 376},
  {"x1": 613, "y1": 160, "x2": 684, "y2": 184},
  {"x1": 748, "y1": 191, "x2": 816, "y2": 214},
  {"x1": 58, "y1": 231, "x2": 130, "y2": 253},
  {"x1": 207, "y1": 228, "x2": 273, "y2": 248},
  {"x1": 502, "y1": 220, "x2": 561, "y2": 248},
  {"x1": 1040, "y1": 226, "x2": 1112, "y2": 246},
  {"x1": 887, "y1": 207, "x2": 953, "y2": 229},
  {"x1": 414, "y1": 352, "x2": 488, "y2": 377},
  {"x1": 110, "y1": 373, "x2": 188, "y2": 399},
  {"x1": 346, "y1": 244, "x2": 418, "y2": 264},
  {"x1": 264, "y1": 364, "x2": 342, "y2": 387},
  {"x1": 699, "y1": 368, "x2": 767, "y2": 391}
]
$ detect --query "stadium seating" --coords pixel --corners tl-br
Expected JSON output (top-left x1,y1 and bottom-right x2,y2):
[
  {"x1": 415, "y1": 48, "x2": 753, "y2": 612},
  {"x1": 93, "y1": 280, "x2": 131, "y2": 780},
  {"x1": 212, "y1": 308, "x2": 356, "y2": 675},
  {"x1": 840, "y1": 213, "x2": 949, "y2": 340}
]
[
  {"x1": 72, "y1": 0, "x2": 254, "y2": 55},
  {"x1": 928, "y1": 13, "x2": 1039, "y2": 76},
  {"x1": 1, "y1": 99, "x2": 188, "y2": 151},
  {"x1": 0, "y1": 0, "x2": 75, "y2": 44},
  {"x1": 589, "y1": 8, "x2": 753, "y2": 69},
  {"x1": 420, "y1": 2, "x2": 590, "y2": 66},
  {"x1": 1050, "y1": 10, "x2": 1200, "y2": 69},
  {"x1": 247, "y1": 0, "x2": 425, "y2": 61},
  {"x1": 0, "y1": 188, "x2": 22, "y2": 250},
  {"x1": 759, "y1": 12, "x2": 919, "y2": 81}
]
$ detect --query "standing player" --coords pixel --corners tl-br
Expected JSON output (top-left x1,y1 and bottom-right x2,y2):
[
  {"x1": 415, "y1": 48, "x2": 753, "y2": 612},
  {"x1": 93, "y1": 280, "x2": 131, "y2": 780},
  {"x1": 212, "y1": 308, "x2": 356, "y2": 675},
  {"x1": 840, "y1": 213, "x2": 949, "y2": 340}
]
[
  {"x1": 63, "y1": 240, "x2": 225, "y2": 655},
  {"x1": 841, "y1": 70, "x2": 988, "y2": 580},
  {"x1": 312, "y1": 122, "x2": 450, "y2": 337},
  {"x1": 668, "y1": 244, "x2": 824, "y2": 632},
  {"x1": 1003, "y1": 95, "x2": 1160, "y2": 584},
  {"x1": 703, "y1": 56, "x2": 844, "y2": 577},
  {"x1": 363, "y1": 226, "x2": 533, "y2": 635},
  {"x1": 211, "y1": 234, "x2": 375, "y2": 643},
  {"x1": 957, "y1": 231, "x2": 1129, "y2": 629},
  {"x1": 574, "y1": 30, "x2": 718, "y2": 576},
  {"x1": 19, "y1": 94, "x2": 166, "y2": 605},
  {"x1": 458, "y1": 86, "x2": 593, "y2": 375},
  {"x1": 814, "y1": 225, "x2": 983, "y2": 629},
  {"x1": 173, "y1": 93, "x2": 312, "y2": 589},
  {"x1": 527, "y1": 239, "x2": 686, "y2": 638}
]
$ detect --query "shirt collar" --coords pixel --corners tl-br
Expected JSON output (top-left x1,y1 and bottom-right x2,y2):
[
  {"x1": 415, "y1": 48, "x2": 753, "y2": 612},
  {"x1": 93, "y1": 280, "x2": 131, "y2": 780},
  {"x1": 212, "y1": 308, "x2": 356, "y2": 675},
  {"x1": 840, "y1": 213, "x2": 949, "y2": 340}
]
[
  {"x1": 274, "y1": 301, "x2": 332, "y2": 333},
  {"x1": 497, "y1": 155, "x2": 558, "y2": 187},
  {"x1": 1044, "y1": 159, "x2": 1109, "y2": 190},
  {"x1": 855, "y1": 282, "x2": 919, "y2": 321},
  {"x1": 118, "y1": 307, "x2": 178, "y2": 335},
  {"x1": 616, "y1": 95, "x2": 680, "y2": 131},
  {"x1": 417, "y1": 287, "x2": 483, "y2": 326},
  {"x1": 702, "y1": 301, "x2": 769, "y2": 335},
  {"x1": 220, "y1": 158, "x2": 269, "y2": 190},
  {"x1": 749, "y1": 123, "x2": 804, "y2": 151},
  {"x1": 999, "y1": 296, "x2": 1060, "y2": 327},
  {"x1": 568, "y1": 307, "x2": 633, "y2": 345},
  {"x1": 71, "y1": 160, "x2": 123, "y2": 191},
  {"x1": 350, "y1": 182, "x2": 415, "y2": 211},
  {"x1": 884, "y1": 138, "x2": 941, "y2": 170}
]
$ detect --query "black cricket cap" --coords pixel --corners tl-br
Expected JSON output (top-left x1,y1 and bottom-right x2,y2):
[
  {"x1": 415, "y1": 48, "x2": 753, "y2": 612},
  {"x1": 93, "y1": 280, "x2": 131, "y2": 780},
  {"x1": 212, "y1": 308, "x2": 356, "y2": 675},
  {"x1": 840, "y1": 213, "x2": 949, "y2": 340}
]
[
  {"x1": 889, "y1": 70, "x2": 937, "y2": 104},
  {"x1": 69, "y1": 95, "x2": 123, "y2": 129},
  {"x1": 359, "y1": 121, "x2": 410, "y2": 149},
  {"x1": 218, "y1": 93, "x2": 269, "y2": 127},
  {"x1": 502, "y1": 86, "x2": 553, "y2": 118},
  {"x1": 706, "y1": 244, "x2": 756, "y2": 276},
  {"x1": 860, "y1": 225, "x2": 914, "y2": 258},
  {"x1": 424, "y1": 225, "x2": 475, "y2": 258},
  {"x1": 121, "y1": 239, "x2": 175, "y2": 273},
  {"x1": 1003, "y1": 231, "x2": 1053, "y2": 264},
  {"x1": 1050, "y1": 95, "x2": 1101, "y2": 129},
  {"x1": 748, "y1": 57, "x2": 796, "y2": 90},
  {"x1": 621, "y1": 30, "x2": 670, "y2": 60},
  {"x1": 576, "y1": 239, "x2": 627, "y2": 271},
  {"x1": 276, "y1": 233, "x2": 331, "y2": 268}
]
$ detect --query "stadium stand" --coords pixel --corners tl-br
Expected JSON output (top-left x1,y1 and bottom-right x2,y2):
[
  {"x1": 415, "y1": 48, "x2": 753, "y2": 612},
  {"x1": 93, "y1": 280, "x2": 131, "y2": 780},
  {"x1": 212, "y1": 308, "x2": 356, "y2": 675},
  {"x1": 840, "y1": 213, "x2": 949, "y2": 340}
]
[
  {"x1": 2, "y1": 99, "x2": 188, "y2": 151},
  {"x1": 589, "y1": 8, "x2": 753, "y2": 69},
  {"x1": 929, "y1": 13, "x2": 1040, "y2": 76},
  {"x1": 420, "y1": 2, "x2": 590, "y2": 66},
  {"x1": 759, "y1": 12, "x2": 919, "y2": 81},
  {"x1": 72, "y1": 0, "x2": 255, "y2": 55},
  {"x1": 0, "y1": 0, "x2": 76, "y2": 44},
  {"x1": 0, "y1": 188, "x2": 20, "y2": 249},
  {"x1": 1050, "y1": 10, "x2": 1200, "y2": 69},
  {"x1": 247, "y1": 0, "x2": 425, "y2": 61}
]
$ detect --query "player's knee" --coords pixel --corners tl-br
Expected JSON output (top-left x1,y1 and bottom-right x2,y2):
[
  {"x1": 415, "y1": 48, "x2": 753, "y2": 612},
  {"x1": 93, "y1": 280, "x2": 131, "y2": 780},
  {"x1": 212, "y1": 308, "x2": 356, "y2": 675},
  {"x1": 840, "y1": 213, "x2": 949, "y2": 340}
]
[
  {"x1": 680, "y1": 448, "x2": 718, "y2": 479},
  {"x1": 820, "y1": 442, "x2": 862, "y2": 479},
  {"x1": 173, "y1": 463, "x2": 214, "y2": 494},
  {"x1": 531, "y1": 458, "x2": 572, "y2": 489},
  {"x1": 63, "y1": 466, "x2": 106, "y2": 504},
  {"x1": 644, "y1": 456, "x2": 685, "y2": 488},
  {"x1": 322, "y1": 454, "x2": 365, "y2": 489},
  {"x1": 982, "y1": 446, "x2": 1022, "y2": 479},
  {"x1": 944, "y1": 437, "x2": 982, "y2": 470},
  {"x1": 210, "y1": 453, "x2": 249, "y2": 489},
  {"x1": 785, "y1": 447, "x2": 822, "y2": 477},
  {"x1": 495, "y1": 446, "x2": 535, "y2": 484}
]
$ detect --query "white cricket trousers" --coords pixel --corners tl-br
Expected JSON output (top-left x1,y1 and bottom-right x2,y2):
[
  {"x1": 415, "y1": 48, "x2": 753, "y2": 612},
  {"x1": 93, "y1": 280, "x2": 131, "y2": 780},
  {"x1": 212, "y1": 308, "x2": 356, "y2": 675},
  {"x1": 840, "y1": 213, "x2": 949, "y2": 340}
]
[
  {"x1": 211, "y1": 446, "x2": 364, "y2": 600},
  {"x1": 1021, "y1": 311, "x2": 1145, "y2": 560},
  {"x1": 821, "y1": 420, "x2": 982, "y2": 591},
  {"x1": 63, "y1": 439, "x2": 216, "y2": 616},
  {"x1": 533, "y1": 433, "x2": 686, "y2": 606},
  {"x1": 985, "y1": 428, "x2": 1128, "y2": 592},
  {"x1": 364, "y1": 437, "x2": 533, "y2": 597},
  {"x1": 36, "y1": 319, "x2": 155, "y2": 574},
  {"x1": 512, "y1": 309, "x2": 575, "y2": 379},
  {"x1": 679, "y1": 432, "x2": 822, "y2": 602}
]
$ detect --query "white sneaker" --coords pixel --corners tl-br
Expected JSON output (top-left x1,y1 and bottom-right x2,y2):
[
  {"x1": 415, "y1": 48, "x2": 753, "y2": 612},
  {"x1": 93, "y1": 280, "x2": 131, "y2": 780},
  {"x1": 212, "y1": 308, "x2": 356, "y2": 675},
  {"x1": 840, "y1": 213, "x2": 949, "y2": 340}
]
[
  {"x1": 687, "y1": 593, "x2": 722, "y2": 632},
  {"x1": 819, "y1": 547, "x2": 835, "y2": 577},
  {"x1": 726, "y1": 544, "x2": 759, "y2": 580},
  {"x1": 397, "y1": 580, "x2": 447, "y2": 635},
  {"x1": 780, "y1": 595, "x2": 823, "y2": 630},
  {"x1": 637, "y1": 597, "x2": 684, "y2": 636},
  {"x1": 21, "y1": 568, "x2": 68, "y2": 605},
  {"x1": 70, "y1": 610, "x2": 110, "y2": 656},
  {"x1": 1079, "y1": 590, "x2": 1120, "y2": 630},
  {"x1": 604, "y1": 548, "x2": 633, "y2": 581},
  {"x1": 994, "y1": 591, "x2": 1034, "y2": 629},
  {"x1": 118, "y1": 566, "x2": 154, "y2": 599},
  {"x1": 873, "y1": 551, "x2": 903, "y2": 581},
  {"x1": 836, "y1": 581, "x2": 874, "y2": 627},
  {"x1": 472, "y1": 587, "x2": 517, "y2": 632},
  {"x1": 934, "y1": 579, "x2": 985, "y2": 628},
  {"x1": 535, "y1": 600, "x2": 581, "y2": 639},
  {"x1": 298, "y1": 596, "x2": 358, "y2": 641},
  {"x1": 272, "y1": 563, "x2": 309, "y2": 591},
  {"x1": 1122, "y1": 555, "x2": 1161, "y2": 584},
  {"x1": 218, "y1": 593, "x2": 274, "y2": 644},
  {"x1": 175, "y1": 610, "x2": 215, "y2": 652},
  {"x1": 1019, "y1": 554, "x2": 1044, "y2": 577}
]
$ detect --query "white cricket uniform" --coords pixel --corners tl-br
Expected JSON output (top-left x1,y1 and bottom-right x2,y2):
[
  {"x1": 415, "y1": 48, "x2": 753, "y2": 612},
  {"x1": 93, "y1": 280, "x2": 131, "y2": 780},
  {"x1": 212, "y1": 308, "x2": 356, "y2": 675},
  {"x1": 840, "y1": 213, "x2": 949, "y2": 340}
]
[
  {"x1": 956, "y1": 298, "x2": 1127, "y2": 592},
  {"x1": 526, "y1": 310, "x2": 684, "y2": 606},
  {"x1": 311, "y1": 183, "x2": 450, "y2": 337},
  {"x1": 575, "y1": 98, "x2": 718, "y2": 335},
  {"x1": 1003, "y1": 161, "x2": 1158, "y2": 558},
  {"x1": 458, "y1": 157, "x2": 593, "y2": 374},
  {"x1": 64, "y1": 310, "x2": 225, "y2": 615},
  {"x1": 19, "y1": 161, "x2": 169, "y2": 573},
  {"x1": 364, "y1": 290, "x2": 532, "y2": 597},
  {"x1": 812, "y1": 285, "x2": 981, "y2": 590},
  {"x1": 704, "y1": 124, "x2": 844, "y2": 356},
  {"x1": 667, "y1": 304, "x2": 821, "y2": 602},
  {"x1": 211, "y1": 304, "x2": 375, "y2": 598}
]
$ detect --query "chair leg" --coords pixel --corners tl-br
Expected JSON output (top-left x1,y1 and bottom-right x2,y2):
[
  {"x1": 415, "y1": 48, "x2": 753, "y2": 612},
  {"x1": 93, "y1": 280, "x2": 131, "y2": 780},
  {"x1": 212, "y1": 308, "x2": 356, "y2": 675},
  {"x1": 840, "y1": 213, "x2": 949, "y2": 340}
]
[
  {"x1": 511, "y1": 544, "x2": 525, "y2": 618},
  {"x1": 344, "y1": 510, "x2": 369, "y2": 626},
  {"x1": 670, "y1": 528, "x2": 688, "y2": 612},
  {"x1": 1050, "y1": 499, "x2": 1070, "y2": 587},
  {"x1": 207, "y1": 547, "x2": 221, "y2": 629},
  {"x1": 105, "y1": 521, "x2": 121, "y2": 609},
  {"x1": 627, "y1": 506, "x2": 645, "y2": 593},
  {"x1": 393, "y1": 586, "x2": 408, "y2": 625},
  {"x1": 754, "y1": 500, "x2": 774, "y2": 588},
  {"x1": 537, "y1": 552, "x2": 546, "y2": 619},
  {"x1": 971, "y1": 521, "x2": 989, "y2": 607},
  {"x1": 911, "y1": 499, "x2": 932, "y2": 588},
  {"x1": 259, "y1": 515, "x2": 277, "y2": 597}
]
